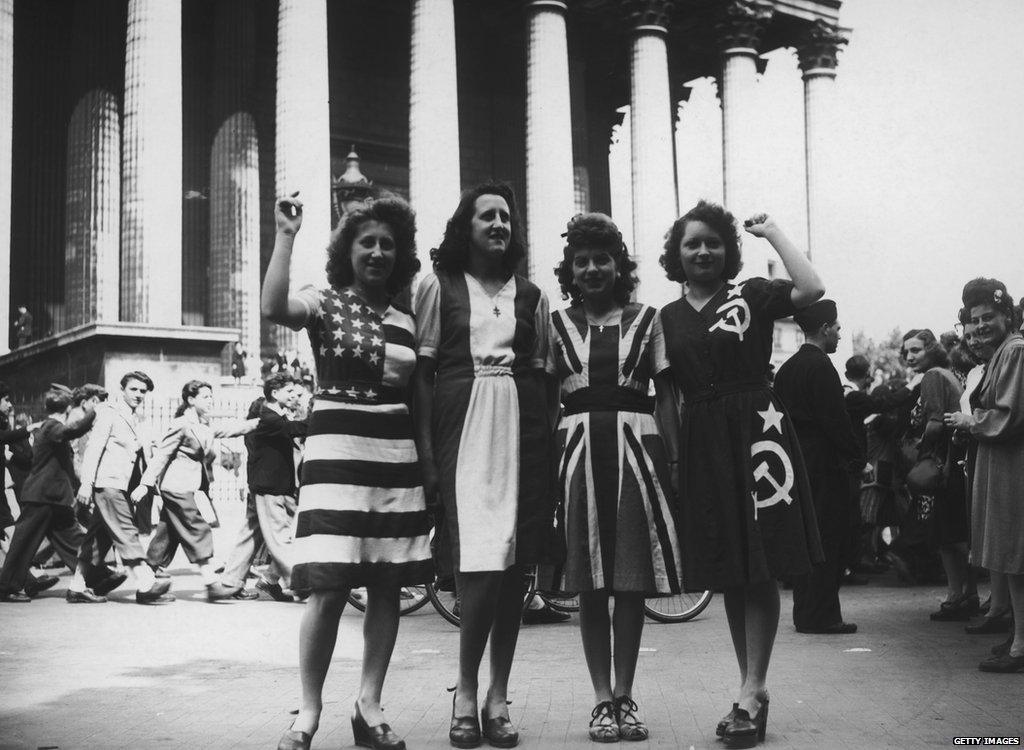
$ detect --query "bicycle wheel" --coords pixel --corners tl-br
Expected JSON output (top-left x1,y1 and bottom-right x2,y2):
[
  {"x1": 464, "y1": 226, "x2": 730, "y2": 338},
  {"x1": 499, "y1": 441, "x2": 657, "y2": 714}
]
[
  {"x1": 347, "y1": 587, "x2": 368, "y2": 613},
  {"x1": 347, "y1": 586, "x2": 430, "y2": 615},
  {"x1": 644, "y1": 590, "x2": 713, "y2": 623},
  {"x1": 540, "y1": 592, "x2": 580, "y2": 613},
  {"x1": 427, "y1": 579, "x2": 461, "y2": 627}
]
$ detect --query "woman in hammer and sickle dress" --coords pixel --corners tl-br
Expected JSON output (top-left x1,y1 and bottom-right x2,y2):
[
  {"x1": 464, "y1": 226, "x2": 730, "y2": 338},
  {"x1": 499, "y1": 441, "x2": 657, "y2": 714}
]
[{"x1": 658, "y1": 202, "x2": 825, "y2": 748}]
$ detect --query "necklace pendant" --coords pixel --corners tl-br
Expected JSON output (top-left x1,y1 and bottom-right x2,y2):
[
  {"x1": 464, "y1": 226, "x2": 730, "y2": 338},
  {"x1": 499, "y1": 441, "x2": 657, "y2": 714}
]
[
  {"x1": 599, "y1": 325, "x2": 604, "y2": 333},
  {"x1": 492, "y1": 305, "x2": 501, "y2": 318}
]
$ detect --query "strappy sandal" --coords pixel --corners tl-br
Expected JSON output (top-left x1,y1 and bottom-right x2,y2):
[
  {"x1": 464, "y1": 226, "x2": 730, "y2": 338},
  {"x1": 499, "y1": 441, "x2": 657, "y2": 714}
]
[
  {"x1": 614, "y1": 695, "x2": 649, "y2": 742},
  {"x1": 588, "y1": 701, "x2": 619, "y2": 743}
]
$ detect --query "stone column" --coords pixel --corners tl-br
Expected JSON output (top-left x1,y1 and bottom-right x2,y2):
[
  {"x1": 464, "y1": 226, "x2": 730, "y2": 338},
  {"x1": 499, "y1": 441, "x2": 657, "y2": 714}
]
[
  {"x1": 275, "y1": 0, "x2": 331, "y2": 353},
  {"x1": 716, "y1": 0, "x2": 773, "y2": 278},
  {"x1": 121, "y1": 0, "x2": 182, "y2": 325},
  {"x1": 65, "y1": 90, "x2": 121, "y2": 328},
  {"x1": 797, "y1": 19, "x2": 847, "y2": 262},
  {"x1": 0, "y1": 0, "x2": 11, "y2": 352},
  {"x1": 409, "y1": 0, "x2": 461, "y2": 255},
  {"x1": 525, "y1": 0, "x2": 575, "y2": 308},
  {"x1": 625, "y1": 0, "x2": 678, "y2": 307}
]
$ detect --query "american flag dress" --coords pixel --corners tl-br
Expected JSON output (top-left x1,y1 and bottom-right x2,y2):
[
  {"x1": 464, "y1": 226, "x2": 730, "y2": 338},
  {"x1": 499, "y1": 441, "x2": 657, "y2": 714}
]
[
  {"x1": 290, "y1": 286, "x2": 433, "y2": 591},
  {"x1": 544, "y1": 303, "x2": 683, "y2": 595}
]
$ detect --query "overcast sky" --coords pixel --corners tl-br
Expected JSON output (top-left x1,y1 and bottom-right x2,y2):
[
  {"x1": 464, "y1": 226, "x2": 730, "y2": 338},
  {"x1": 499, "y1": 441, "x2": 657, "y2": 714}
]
[{"x1": 612, "y1": 0, "x2": 1024, "y2": 342}]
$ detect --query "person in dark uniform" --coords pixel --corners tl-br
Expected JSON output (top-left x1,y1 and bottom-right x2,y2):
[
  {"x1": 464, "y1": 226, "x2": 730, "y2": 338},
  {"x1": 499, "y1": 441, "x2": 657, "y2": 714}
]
[{"x1": 774, "y1": 300, "x2": 863, "y2": 634}]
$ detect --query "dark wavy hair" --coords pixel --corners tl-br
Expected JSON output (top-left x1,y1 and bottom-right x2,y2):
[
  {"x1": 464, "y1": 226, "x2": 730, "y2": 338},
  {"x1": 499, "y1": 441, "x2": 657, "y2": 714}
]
[
  {"x1": 325, "y1": 195, "x2": 420, "y2": 296},
  {"x1": 174, "y1": 379, "x2": 212, "y2": 418},
  {"x1": 120, "y1": 370, "x2": 154, "y2": 392},
  {"x1": 430, "y1": 182, "x2": 526, "y2": 274},
  {"x1": 554, "y1": 213, "x2": 638, "y2": 306},
  {"x1": 959, "y1": 277, "x2": 1018, "y2": 328},
  {"x1": 901, "y1": 328, "x2": 949, "y2": 370},
  {"x1": 263, "y1": 372, "x2": 295, "y2": 401},
  {"x1": 660, "y1": 200, "x2": 743, "y2": 283}
]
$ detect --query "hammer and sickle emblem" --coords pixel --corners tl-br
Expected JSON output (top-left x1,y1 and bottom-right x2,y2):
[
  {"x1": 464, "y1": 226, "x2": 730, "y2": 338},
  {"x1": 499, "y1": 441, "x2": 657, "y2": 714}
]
[
  {"x1": 750, "y1": 439, "x2": 794, "y2": 519},
  {"x1": 709, "y1": 298, "x2": 751, "y2": 341}
]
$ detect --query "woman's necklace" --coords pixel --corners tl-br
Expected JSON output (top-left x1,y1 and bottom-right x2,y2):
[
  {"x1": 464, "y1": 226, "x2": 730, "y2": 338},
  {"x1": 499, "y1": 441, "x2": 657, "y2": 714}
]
[{"x1": 585, "y1": 306, "x2": 622, "y2": 333}]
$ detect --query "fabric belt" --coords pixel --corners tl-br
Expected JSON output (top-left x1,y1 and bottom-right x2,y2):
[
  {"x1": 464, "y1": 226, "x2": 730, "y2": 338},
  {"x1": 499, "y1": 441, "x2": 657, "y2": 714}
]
[
  {"x1": 315, "y1": 382, "x2": 405, "y2": 405},
  {"x1": 684, "y1": 378, "x2": 769, "y2": 404},
  {"x1": 474, "y1": 364, "x2": 513, "y2": 377},
  {"x1": 562, "y1": 386, "x2": 655, "y2": 416}
]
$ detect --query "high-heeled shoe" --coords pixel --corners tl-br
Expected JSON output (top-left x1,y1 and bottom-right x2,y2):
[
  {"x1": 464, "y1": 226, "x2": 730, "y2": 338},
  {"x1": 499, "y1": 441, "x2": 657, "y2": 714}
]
[
  {"x1": 481, "y1": 703, "x2": 519, "y2": 748},
  {"x1": 722, "y1": 696, "x2": 769, "y2": 748},
  {"x1": 716, "y1": 703, "x2": 739, "y2": 737},
  {"x1": 352, "y1": 702, "x2": 405, "y2": 750},
  {"x1": 449, "y1": 690, "x2": 482, "y2": 749},
  {"x1": 277, "y1": 724, "x2": 314, "y2": 750}
]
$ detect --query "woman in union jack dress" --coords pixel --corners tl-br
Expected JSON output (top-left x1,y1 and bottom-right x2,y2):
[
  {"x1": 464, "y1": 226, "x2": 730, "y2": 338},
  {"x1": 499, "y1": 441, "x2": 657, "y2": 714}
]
[
  {"x1": 264, "y1": 193, "x2": 431, "y2": 750},
  {"x1": 544, "y1": 213, "x2": 682, "y2": 743}
]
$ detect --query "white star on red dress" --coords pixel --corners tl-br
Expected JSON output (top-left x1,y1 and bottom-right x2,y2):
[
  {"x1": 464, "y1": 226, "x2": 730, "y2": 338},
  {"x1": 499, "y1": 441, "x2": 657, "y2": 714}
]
[{"x1": 757, "y1": 402, "x2": 785, "y2": 435}]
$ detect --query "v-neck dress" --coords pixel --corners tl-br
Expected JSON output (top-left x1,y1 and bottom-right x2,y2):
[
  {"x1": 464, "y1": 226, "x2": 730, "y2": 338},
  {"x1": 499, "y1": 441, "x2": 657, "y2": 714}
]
[
  {"x1": 289, "y1": 285, "x2": 433, "y2": 590},
  {"x1": 414, "y1": 271, "x2": 553, "y2": 573},
  {"x1": 544, "y1": 303, "x2": 683, "y2": 595},
  {"x1": 660, "y1": 278, "x2": 822, "y2": 590}
]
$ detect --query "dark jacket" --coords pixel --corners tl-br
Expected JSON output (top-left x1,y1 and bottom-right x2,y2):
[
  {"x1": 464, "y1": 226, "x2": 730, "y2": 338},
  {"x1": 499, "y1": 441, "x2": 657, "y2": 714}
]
[
  {"x1": 20, "y1": 411, "x2": 96, "y2": 506},
  {"x1": 1, "y1": 418, "x2": 29, "y2": 484},
  {"x1": 245, "y1": 403, "x2": 307, "y2": 495},
  {"x1": 844, "y1": 382, "x2": 916, "y2": 455}
]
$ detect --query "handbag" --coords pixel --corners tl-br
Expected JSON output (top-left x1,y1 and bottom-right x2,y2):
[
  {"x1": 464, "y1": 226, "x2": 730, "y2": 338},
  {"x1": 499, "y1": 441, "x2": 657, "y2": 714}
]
[{"x1": 905, "y1": 452, "x2": 945, "y2": 495}]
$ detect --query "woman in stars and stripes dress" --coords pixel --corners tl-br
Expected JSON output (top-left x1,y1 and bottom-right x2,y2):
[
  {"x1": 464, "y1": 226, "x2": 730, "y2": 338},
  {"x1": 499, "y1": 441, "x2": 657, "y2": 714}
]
[{"x1": 264, "y1": 193, "x2": 431, "y2": 750}]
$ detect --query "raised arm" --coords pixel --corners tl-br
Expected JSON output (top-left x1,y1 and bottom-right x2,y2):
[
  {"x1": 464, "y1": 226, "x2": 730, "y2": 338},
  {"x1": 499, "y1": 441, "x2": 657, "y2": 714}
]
[
  {"x1": 261, "y1": 192, "x2": 311, "y2": 331},
  {"x1": 743, "y1": 213, "x2": 825, "y2": 308}
]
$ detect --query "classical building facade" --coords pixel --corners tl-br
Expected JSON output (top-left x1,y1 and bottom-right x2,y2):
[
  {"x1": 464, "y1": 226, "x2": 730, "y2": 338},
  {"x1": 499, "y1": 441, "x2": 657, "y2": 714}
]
[{"x1": 0, "y1": 0, "x2": 847, "y2": 398}]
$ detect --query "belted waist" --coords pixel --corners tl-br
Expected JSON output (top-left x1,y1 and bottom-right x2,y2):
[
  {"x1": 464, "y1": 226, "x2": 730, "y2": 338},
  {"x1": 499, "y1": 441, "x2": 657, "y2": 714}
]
[
  {"x1": 474, "y1": 364, "x2": 513, "y2": 377},
  {"x1": 563, "y1": 386, "x2": 655, "y2": 416},
  {"x1": 684, "y1": 378, "x2": 769, "y2": 404},
  {"x1": 315, "y1": 381, "x2": 405, "y2": 405}
]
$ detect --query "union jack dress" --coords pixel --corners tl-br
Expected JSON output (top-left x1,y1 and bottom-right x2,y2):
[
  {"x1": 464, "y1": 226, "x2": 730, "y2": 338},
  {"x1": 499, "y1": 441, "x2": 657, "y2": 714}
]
[
  {"x1": 545, "y1": 303, "x2": 683, "y2": 595},
  {"x1": 290, "y1": 286, "x2": 433, "y2": 591}
]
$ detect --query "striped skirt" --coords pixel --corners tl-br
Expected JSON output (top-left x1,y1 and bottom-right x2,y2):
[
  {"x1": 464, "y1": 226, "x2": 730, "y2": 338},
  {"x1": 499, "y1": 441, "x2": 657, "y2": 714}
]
[
  {"x1": 291, "y1": 399, "x2": 434, "y2": 591},
  {"x1": 547, "y1": 410, "x2": 683, "y2": 596}
]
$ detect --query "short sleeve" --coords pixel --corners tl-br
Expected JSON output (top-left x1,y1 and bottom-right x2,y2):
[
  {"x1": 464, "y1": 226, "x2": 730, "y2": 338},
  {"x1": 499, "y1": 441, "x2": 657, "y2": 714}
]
[
  {"x1": 413, "y1": 273, "x2": 442, "y2": 360},
  {"x1": 648, "y1": 309, "x2": 670, "y2": 375},
  {"x1": 545, "y1": 317, "x2": 560, "y2": 376},
  {"x1": 742, "y1": 277, "x2": 797, "y2": 322},
  {"x1": 293, "y1": 285, "x2": 323, "y2": 326},
  {"x1": 530, "y1": 290, "x2": 551, "y2": 370}
]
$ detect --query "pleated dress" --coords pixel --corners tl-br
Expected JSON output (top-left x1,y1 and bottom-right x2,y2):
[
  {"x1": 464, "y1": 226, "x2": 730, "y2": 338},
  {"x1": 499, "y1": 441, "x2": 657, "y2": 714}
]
[
  {"x1": 414, "y1": 271, "x2": 553, "y2": 573},
  {"x1": 290, "y1": 286, "x2": 434, "y2": 591},
  {"x1": 660, "y1": 278, "x2": 823, "y2": 591},
  {"x1": 545, "y1": 303, "x2": 683, "y2": 596}
]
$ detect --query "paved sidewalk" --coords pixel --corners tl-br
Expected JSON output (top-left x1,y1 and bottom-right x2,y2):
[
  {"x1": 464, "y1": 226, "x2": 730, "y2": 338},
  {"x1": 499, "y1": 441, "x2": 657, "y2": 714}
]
[{"x1": 1, "y1": 505, "x2": 1020, "y2": 749}]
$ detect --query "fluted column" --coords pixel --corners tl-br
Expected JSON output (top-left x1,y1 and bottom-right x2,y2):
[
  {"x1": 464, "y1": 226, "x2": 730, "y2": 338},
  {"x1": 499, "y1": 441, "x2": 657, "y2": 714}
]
[
  {"x1": 798, "y1": 20, "x2": 847, "y2": 262},
  {"x1": 275, "y1": 0, "x2": 331, "y2": 353},
  {"x1": 625, "y1": 1, "x2": 678, "y2": 307},
  {"x1": 525, "y1": 0, "x2": 575, "y2": 308},
  {"x1": 121, "y1": 0, "x2": 182, "y2": 324},
  {"x1": 409, "y1": 0, "x2": 461, "y2": 255},
  {"x1": 717, "y1": 0, "x2": 773, "y2": 278},
  {"x1": 65, "y1": 90, "x2": 121, "y2": 328},
  {"x1": 0, "y1": 0, "x2": 11, "y2": 352}
]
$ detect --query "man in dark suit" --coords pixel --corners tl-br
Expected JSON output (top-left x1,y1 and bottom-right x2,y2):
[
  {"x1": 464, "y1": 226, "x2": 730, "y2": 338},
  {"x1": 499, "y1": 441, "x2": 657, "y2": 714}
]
[
  {"x1": 0, "y1": 381, "x2": 29, "y2": 532},
  {"x1": 0, "y1": 386, "x2": 97, "y2": 602},
  {"x1": 774, "y1": 300, "x2": 864, "y2": 634},
  {"x1": 221, "y1": 373, "x2": 307, "y2": 600}
]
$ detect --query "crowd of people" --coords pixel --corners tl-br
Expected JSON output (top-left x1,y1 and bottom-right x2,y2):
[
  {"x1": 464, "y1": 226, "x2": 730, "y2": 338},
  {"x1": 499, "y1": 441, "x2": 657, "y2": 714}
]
[{"x1": 2, "y1": 182, "x2": 1022, "y2": 750}]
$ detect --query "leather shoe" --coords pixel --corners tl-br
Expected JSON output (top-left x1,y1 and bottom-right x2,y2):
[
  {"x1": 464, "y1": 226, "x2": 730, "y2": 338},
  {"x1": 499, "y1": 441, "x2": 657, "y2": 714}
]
[
  {"x1": 481, "y1": 704, "x2": 519, "y2": 748},
  {"x1": 522, "y1": 605, "x2": 570, "y2": 625},
  {"x1": 277, "y1": 727, "x2": 313, "y2": 750},
  {"x1": 257, "y1": 578, "x2": 294, "y2": 602},
  {"x1": 66, "y1": 588, "x2": 107, "y2": 603},
  {"x1": 206, "y1": 581, "x2": 242, "y2": 602},
  {"x1": 449, "y1": 692, "x2": 481, "y2": 749},
  {"x1": 796, "y1": 622, "x2": 857, "y2": 634},
  {"x1": 965, "y1": 612, "x2": 1012, "y2": 634},
  {"x1": 352, "y1": 702, "x2": 405, "y2": 749},
  {"x1": 992, "y1": 635, "x2": 1013, "y2": 656},
  {"x1": 1, "y1": 591, "x2": 31, "y2": 603},
  {"x1": 978, "y1": 652, "x2": 1024, "y2": 673},
  {"x1": 24, "y1": 574, "x2": 59, "y2": 598},
  {"x1": 136, "y1": 578, "x2": 173, "y2": 604},
  {"x1": 930, "y1": 593, "x2": 980, "y2": 621},
  {"x1": 93, "y1": 571, "x2": 129, "y2": 597},
  {"x1": 231, "y1": 588, "x2": 260, "y2": 600}
]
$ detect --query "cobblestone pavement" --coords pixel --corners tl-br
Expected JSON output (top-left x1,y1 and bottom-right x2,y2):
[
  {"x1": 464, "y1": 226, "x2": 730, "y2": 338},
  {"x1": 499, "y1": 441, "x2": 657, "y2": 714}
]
[{"x1": 1, "y1": 508, "x2": 1021, "y2": 749}]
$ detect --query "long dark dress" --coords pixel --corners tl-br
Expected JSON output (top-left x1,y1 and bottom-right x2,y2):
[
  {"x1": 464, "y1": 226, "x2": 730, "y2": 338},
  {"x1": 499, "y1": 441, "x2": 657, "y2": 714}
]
[{"x1": 660, "y1": 278, "x2": 822, "y2": 591}]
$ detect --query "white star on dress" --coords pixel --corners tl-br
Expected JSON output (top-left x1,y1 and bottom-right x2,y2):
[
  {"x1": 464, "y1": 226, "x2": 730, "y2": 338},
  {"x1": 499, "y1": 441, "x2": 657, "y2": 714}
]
[
  {"x1": 370, "y1": 335, "x2": 383, "y2": 348},
  {"x1": 727, "y1": 284, "x2": 745, "y2": 299},
  {"x1": 368, "y1": 352, "x2": 380, "y2": 365},
  {"x1": 345, "y1": 387, "x2": 360, "y2": 399},
  {"x1": 348, "y1": 302, "x2": 362, "y2": 313},
  {"x1": 365, "y1": 389, "x2": 377, "y2": 399},
  {"x1": 757, "y1": 402, "x2": 785, "y2": 435},
  {"x1": 331, "y1": 312, "x2": 345, "y2": 325},
  {"x1": 353, "y1": 344, "x2": 364, "y2": 357},
  {"x1": 333, "y1": 343, "x2": 344, "y2": 357}
]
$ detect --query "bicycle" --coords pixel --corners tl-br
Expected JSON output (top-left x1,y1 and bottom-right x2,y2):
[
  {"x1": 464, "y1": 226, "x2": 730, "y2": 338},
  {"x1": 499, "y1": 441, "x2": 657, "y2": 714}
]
[
  {"x1": 643, "y1": 590, "x2": 713, "y2": 623},
  {"x1": 346, "y1": 585, "x2": 432, "y2": 616}
]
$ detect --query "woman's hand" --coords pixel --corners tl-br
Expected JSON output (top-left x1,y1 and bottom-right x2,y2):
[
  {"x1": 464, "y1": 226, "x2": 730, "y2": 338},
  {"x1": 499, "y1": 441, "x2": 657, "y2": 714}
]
[
  {"x1": 130, "y1": 485, "x2": 150, "y2": 504},
  {"x1": 275, "y1": 191, "x2": 303, "y2": 236},
  {"x1": 943, "y1": 412, "x2": 974, "y2": 431},
  {"x1": 742, "y1": 213, "x2": 779, "y2": 239}
]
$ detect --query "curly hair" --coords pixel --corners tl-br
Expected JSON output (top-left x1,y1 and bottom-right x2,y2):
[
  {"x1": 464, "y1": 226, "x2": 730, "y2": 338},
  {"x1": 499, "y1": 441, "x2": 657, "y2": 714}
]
[
  {"x1": 959, "y1": 277, "x2": 1017, "y2": 327},
  {"x1": 325, "y1": 195, "x2": 420, "y2": 296},
  {"x1": 659, "y1": 200, "x2": 742, "y2": 283},
  {"x1": 901, "y1": 328, "x2": 950, "y2": 370},
  {"x1": 553, "y1": 213, "x2": 638, "y2": 306},
  {"x1": 430, "y1": 182, "x2": 526, "y2": 274}
]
